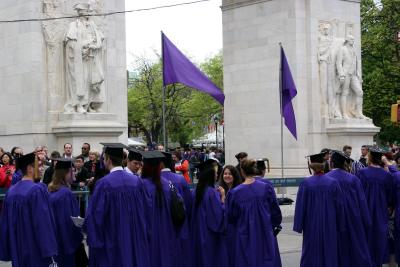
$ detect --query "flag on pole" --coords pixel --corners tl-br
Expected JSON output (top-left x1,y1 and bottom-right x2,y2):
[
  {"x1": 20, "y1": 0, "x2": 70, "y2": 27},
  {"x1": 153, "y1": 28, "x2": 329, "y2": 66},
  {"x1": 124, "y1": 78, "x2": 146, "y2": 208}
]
[
  {"x1": 280, "y1": 46, "x2": 297, "y2": 139},
  {"x1": 162, "y1": 32, "x2": 225, "y2": 105}
]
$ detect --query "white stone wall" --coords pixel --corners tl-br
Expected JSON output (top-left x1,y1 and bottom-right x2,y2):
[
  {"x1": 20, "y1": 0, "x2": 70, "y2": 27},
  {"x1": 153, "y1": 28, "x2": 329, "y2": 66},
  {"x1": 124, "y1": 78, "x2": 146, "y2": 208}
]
[
  {"x1": 0, "y1": 0, "x2": 128, "y2": 153},
  {"x1": 222, "y1": 0, "x2": 375, "y2": 175}
]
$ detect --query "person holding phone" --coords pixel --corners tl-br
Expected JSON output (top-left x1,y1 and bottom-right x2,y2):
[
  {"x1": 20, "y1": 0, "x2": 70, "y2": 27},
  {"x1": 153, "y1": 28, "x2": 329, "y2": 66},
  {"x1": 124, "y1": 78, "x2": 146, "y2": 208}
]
[{"x1": 0, "y1": 153, "x2": 15, "y2": 189}]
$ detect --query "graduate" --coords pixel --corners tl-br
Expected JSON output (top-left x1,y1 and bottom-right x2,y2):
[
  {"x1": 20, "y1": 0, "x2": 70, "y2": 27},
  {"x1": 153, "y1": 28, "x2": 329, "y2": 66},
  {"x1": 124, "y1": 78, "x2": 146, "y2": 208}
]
[
  {"x1": 326, "y1": 150, "x2": 372, "y2": 267},
  {"x1": 357, "y1": 147, "x2": 394, "y2": 267},
  {"x1": 84, "y1": 143, "x2": 150, "y2": 267},
  {"x1": 125, "y1": 148, "x2": 143, "y2": 176},
  {"x1": 0, "y1": 152, "x2": 58, "y2": 266},
  {"x1": 218, "y1": 165, "x2": 242, "y2": 196},
  {"x1": 392, "y1": 166, "x2": 400, "y2": 264},
  {"x1": 191, "y1": 159, "x2": 228, "y2": 267},
  {"x1": 293, "y1": 152, "x2": 345, "y2": 267},
  {"x1": 226, "y1": 159, "x2": 282, "y2": 267},
  {"x1": 48, "y1": 158, "x2": 87, "y2": 267},
  {"x1": 141, "y1": 150, "x2": 187, "y2": 267}
]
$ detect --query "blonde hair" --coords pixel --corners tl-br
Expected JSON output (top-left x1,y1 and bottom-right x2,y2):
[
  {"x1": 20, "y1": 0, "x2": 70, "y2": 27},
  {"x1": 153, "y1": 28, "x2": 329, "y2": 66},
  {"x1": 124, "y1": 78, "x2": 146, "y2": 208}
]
[
  {"x1": 89, "y1": 151, "x2": 100, "y2": 161},
  {"x1": 48, "y1": 168, "x2": 70, "y2": 193}
]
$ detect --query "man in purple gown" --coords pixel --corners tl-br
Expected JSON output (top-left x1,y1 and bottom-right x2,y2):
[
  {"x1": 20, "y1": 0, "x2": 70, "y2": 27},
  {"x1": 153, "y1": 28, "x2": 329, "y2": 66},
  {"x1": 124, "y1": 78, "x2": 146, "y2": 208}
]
[
  {"x1": 326, "y1": 150, "x2": 372, "y2": 266},
  {"x1": 293, "y1": 152, "x2": 345, "y2": 267},
  {"x1": 84, "y1": 143, "x2": 150, "y2": 267},
  {"x1": 0, "y1": 153, "x2": 58, "y2": 266},
  {"x1": 357, "y1": 147, "x2": 394, "y2": 267}
]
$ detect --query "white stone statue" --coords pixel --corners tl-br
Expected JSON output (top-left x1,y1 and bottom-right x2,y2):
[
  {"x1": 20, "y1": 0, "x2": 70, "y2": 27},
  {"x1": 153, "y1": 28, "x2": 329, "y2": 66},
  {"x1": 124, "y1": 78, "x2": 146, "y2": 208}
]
[
  {"x1": 64, "y1": 3, "x2": 105, "y2": 113},
  {"x1": 335, "y1": 35, "x2": 367, "y2": 119}
]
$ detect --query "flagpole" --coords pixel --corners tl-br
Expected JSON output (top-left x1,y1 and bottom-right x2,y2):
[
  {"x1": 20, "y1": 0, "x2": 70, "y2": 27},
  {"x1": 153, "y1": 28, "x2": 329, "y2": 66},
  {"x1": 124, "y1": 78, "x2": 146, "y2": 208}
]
[
  {"x1": 161, "y1": 31, "x2": 167, "y2": 151},
  {"x1": 279, "y1": 43, "x2": 284, "y2": 182}
]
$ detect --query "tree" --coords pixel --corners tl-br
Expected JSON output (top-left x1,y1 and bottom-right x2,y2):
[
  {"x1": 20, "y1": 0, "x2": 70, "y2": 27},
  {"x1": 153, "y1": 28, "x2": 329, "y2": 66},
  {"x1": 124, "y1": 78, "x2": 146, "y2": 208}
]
[
  {"x1": 361, "y1": 0, "x2": 400, "y2": 143},
  {"x1": 128, "y1": 52, "x2": 224, "y2": 146}
]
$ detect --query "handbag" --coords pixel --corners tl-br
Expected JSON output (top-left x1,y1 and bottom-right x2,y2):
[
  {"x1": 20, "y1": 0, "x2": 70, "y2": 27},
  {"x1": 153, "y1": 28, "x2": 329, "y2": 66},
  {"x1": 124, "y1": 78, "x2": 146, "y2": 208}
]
[{"x1": 169, "y1": 181, "x2": 186, "y2": 227}]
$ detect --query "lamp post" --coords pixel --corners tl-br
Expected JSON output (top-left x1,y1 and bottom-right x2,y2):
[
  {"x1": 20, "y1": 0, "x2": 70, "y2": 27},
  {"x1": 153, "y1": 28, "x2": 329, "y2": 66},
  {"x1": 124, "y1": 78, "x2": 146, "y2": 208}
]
[{"x1": 213, "y1": 115, "x2": 219, "y2": 148}]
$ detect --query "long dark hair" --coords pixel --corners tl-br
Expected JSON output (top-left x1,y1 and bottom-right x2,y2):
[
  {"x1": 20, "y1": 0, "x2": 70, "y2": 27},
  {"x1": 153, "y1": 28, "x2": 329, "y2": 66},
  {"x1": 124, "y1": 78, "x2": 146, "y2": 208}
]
[
  {"x1": 141, "y1": 162, "x2": 163, "y2": 207},
  {"x1": 195, "y1": 167, "x2": 216, "y2": 208},
  {"x1": 219, "y1": 165, "x2": 242, "y2": 195}
]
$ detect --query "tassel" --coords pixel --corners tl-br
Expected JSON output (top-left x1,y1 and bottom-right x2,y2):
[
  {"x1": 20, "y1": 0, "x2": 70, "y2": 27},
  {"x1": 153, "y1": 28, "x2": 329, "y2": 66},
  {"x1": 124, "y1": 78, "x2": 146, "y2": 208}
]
[
  {"x1": 34, "y1": 155, "x2": 39, "y2": 180},
  {"x1": 266, "y1": 159, "x2": 270, "y2": 173}
]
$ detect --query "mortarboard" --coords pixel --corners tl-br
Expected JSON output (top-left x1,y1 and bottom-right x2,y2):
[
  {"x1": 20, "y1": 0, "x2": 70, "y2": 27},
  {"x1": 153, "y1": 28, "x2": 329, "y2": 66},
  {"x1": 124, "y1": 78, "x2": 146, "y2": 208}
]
[
  {"x1": 127, "y1": 148, "x2": 143, "y2": 161},
  {"x1": 16, "y1": 152, "x2": 36, "y2": 171},
  {"x1": 369, "y1": 146, "x2": 386, "y2": 155},
  {"x1": 53, "y1": 158, "x2": 74, "y2": 170},
  {"x1": 161, "y1": 152, "x2": 174, "y2": 169},
  {"x1": 330, "y1": 150, "x2": 349, "y2": 164},
  {"x1": 320, "y1": 148, "x2": 330, "y2": 155},
  {"x1": 306, "y1": 152, "x2": 325, "y2": 164},
  {"x1": 141, "y1": 150, "x2": 165, "y2": 165},
  {"x1": 196, "y1": 158, "x2": 222, "y2": 174},
  {"x1": 100, "y1": 143, "x2": 127, "y2": 159}
]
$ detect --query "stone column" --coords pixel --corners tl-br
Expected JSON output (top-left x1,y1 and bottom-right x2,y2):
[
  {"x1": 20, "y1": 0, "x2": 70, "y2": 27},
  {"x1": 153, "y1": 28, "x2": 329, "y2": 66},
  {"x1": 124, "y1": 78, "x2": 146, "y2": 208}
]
[{"x1": 222, "y1": 0, "x2": 378, "y2": 176}]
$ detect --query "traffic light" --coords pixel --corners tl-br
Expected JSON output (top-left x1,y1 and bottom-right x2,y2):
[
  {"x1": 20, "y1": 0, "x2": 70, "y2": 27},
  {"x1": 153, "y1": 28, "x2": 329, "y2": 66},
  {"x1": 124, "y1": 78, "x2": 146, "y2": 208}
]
[{"x1": 391, "y1": 101, "x2": 400, "y2": 123}]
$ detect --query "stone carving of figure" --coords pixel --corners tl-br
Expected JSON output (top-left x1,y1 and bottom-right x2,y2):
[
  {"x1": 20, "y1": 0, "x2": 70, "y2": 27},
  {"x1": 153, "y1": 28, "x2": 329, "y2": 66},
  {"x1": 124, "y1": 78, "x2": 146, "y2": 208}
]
[
  {"x1": 318, "y1": 22, "x2": 334, "y2": 117},
  {"x1": 64, "y1": 3, "x2": 105, "y2": 113},
  {"x1": 335, "y1": 35, "x2": 367, "y2": 119}
]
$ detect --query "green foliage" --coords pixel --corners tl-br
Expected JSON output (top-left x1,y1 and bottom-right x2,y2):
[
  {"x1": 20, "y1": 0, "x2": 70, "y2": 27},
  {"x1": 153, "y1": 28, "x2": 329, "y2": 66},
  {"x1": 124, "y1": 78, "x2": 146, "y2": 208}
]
[
  {"x1": 128, "y1": 52, "x2": 223, "y2": 146},
  {"x1": 361, "y1": 0, "x2": 400, "y2": 143}
]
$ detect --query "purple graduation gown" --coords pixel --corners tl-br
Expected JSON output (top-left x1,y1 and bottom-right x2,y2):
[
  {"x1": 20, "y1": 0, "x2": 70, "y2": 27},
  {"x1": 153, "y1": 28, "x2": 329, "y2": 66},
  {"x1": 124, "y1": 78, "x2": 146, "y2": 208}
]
[
  {"x1": 161, "y1": 170, "x2": 193, "y2": 267},
  {"x1": 191, "y1": 186, "x2": 228, "y2": 267},
  {"x1": 142, "y1": 176, "x2": 188, "y2": 267},
  {"x1": 49, "y1": 186, "x2": 83, "y2": 267},
  {"x1": 392, "y1": 170, "x2": 400, "y2": 262},
  {"x1": 85, "y1": 170, "x2": 150, "y2": 267},
  {"x1": 0, "y1": 180, "x2": 58, "y2": 267},
  {"x1": 227, "y1": 180, "x2": 282, "y2": 267},
  {"x1": 293, "y1": 174, "x2": 345, "y2": 267},
  {"x1": 326, "y1": 169, "x2": 372, "y2": 266},
  {"x1": 357, "y1": 167, "x2": 393, "y2": 266}
]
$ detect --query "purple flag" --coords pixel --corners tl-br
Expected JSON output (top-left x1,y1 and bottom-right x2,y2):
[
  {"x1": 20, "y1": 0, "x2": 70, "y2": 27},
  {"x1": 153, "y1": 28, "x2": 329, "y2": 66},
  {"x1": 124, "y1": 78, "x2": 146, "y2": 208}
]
[
  {"x1": 280, "y1": 46, "x2": 297, "y2": 139},
  {"x1": 162, "y1": 32, "x2": 225, "y2": 105}
]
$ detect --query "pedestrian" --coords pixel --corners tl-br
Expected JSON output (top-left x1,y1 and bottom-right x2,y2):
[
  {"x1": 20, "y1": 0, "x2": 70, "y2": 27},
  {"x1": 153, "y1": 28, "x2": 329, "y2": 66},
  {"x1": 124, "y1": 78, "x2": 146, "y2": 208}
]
[
  {"x1": 218, "y1": 165, "x2": 242, "y2": 196},
  {"x1": 84, "y1": 143, "x2": 150, "y2": 267},
  {"x1": 357, "y1": 147, "x2": 394, "y2": 266},
  {"x1": 227, "y1": 159, "x2": 282, "y2": 267},
  {"x1": 0, "y1": 153, "x2": 15, "y2": 189},
  {"x1": 293, "y1": 152, "x2": 345, "y2": 267},
  {"x1": 141, "y1": 150, "x2": 187, "y2": 267},
  {"x1": 326, "y1": 150, "x2": 372, "y2": 266},
  {"x1": 0, "y1": 152, "x2": 58, "y2": 266},
  {"x1": 48, "y1": 158, "x2": 87, "y2": 267},
  {"x1": 191, "y1": 159, "x2": 228, "y2": 267}
]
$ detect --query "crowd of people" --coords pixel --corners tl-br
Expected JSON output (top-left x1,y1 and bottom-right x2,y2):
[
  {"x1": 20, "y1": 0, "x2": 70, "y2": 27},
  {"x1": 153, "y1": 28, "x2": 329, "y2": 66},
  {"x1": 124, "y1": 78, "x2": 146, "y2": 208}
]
[{"x1": 0, "y1": 141, "x2": 399, "y2": 267}]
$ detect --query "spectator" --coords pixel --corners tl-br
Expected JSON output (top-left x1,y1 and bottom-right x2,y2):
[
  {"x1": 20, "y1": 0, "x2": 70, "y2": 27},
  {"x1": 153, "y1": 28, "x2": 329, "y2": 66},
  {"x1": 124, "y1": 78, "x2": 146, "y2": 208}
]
[
  {"x1": 35, "y1": 146, "x2": 47, "y2": 179},
  {"x1": 43, "y1": 151, "x2": 61, "y2": 185},
  {"x1": 359, "y1": 145, "x2": 369, "y2": 167},
  {"x1": 63, "y1": 143, "x2": 73, "y2": 159},
  {"x1": 72, "y1": 156, "x2": 89, "y2": 191},
  {"x1": 0, "y1": 152, "x2": 15, "y2": 189},
  {"x1": 172, "y1": 151, "x2": 190, "y2": 183},
  {"x1": 42, "y1": 146, "x2": 51, "y2": 166},
  {"x1": 80, "y1": 143, "x2": 91, "y2": 162},
  {"x1": 85, "y1": 151, "x2": 105, "y2": 194},
  {"x1": 343, "y1": 145, "x2": 365, "y2": 175},
  {"x1": 10, "y1": 147, "x2": 23, "y2": 165},
  {"x1": 189, "y1": 148, "x2": 200, "y2": 182},
  {"x1": 0, "y1": 147, "x2": 4, "y2": 167}
]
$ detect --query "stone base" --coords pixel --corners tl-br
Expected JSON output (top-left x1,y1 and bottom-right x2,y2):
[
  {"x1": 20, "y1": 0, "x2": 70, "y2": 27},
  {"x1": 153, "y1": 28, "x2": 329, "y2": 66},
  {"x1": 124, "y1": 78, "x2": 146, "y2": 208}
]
[
  {"x1": 325, "y1": 118, "x2": 380, "y2": 160},
  {"x1": 53, "y1": 113, "x2": 125, "y2": 153}
]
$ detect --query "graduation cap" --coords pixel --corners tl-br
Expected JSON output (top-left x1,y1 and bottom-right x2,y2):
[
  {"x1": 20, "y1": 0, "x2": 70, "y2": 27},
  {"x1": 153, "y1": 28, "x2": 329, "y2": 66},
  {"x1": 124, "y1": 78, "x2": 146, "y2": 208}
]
[
  {"x1": 100, "y1": 143, "x2": 127, "y2": 159},
  {"x1": 306, "y1": 152, "x2": 326, "y2": 164},
  {"x1": 330, "y1": 150, "x2": 349, "y2": 165},
  {"x1": 256, "y1": 158, "x2": 270, "y2": 173},
  {"x1": 127, "y1": 148, "x2": 143, "y2": 161},
  {"x1": 141, "y1": 150, "x2": 165, "y2": 166},
  {"x1": 16, "y1": 152, "x2": 36, "y2": 171},
  {"x1": 320, "y1": 148, "x2": 330, "y2": 155},
  {"x1": 53, "y1": 158, "x2": 74, "y2": 170},
  {"x1": 369, "y1": 146, "x2": 386, "y2": 155}
]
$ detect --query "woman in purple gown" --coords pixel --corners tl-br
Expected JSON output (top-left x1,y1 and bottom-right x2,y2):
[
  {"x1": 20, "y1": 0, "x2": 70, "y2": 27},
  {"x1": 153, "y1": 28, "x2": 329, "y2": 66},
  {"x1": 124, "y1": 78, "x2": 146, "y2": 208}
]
[
  {"x1": 226, "y1": 159, "x2": 281, "y2": 267},
  {"x1": 48, "y1": 158, "x2": 86, "y2": 267},
  {"x1": 293, "y1": 152, "x2": 345, "y2": 267},
  {"x1": 218, "y1": 165, "x2": 242, "y2": 196},
  {"x1": 141, "y1": 151, "x2": 187, "y2": 267},
  {"x1": 357, "y1": 147, "x2": 394, "y2": 267},
  {"x1": 326, "y1": 151, "x2": 372, "y2": 267},
  {"x1": 191, "y1": 159, "x2": 227, "y2": 267},
  {"x1": 392, "y1": 165, "x2": 400, "y2": 264}
]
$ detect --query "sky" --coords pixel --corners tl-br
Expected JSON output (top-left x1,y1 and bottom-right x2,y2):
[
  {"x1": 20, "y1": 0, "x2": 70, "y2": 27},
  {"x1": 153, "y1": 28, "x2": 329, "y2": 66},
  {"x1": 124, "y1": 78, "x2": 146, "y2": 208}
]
[{"x1": 124, "y1": 0, "x2": 223, "y2": 70}]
